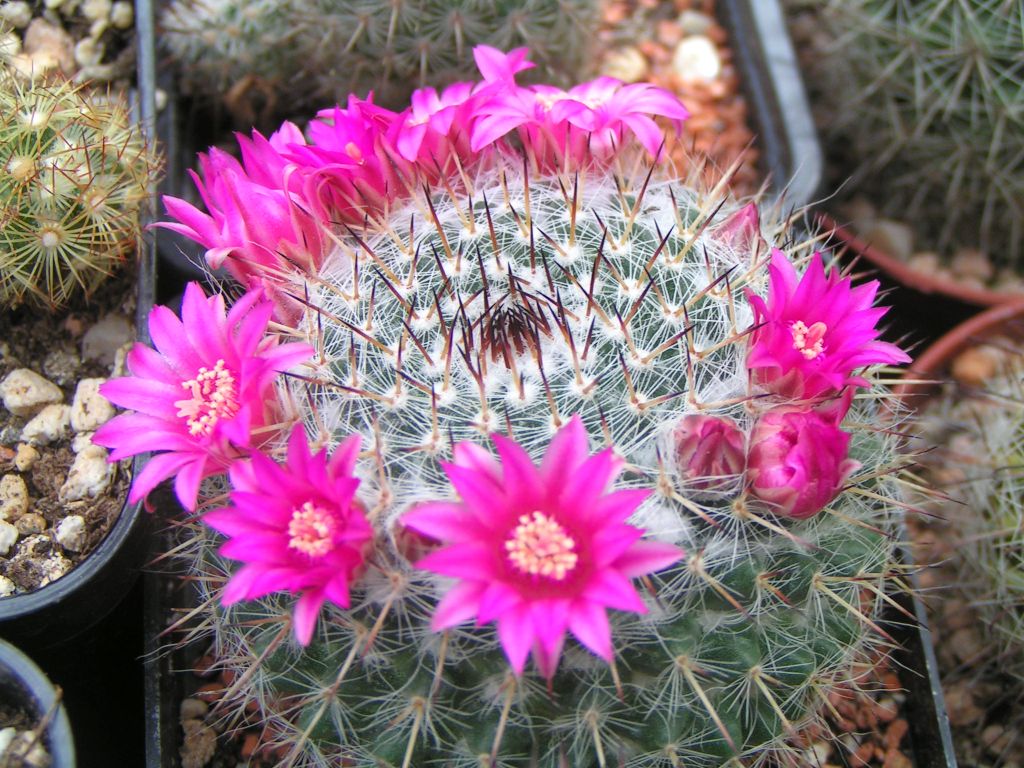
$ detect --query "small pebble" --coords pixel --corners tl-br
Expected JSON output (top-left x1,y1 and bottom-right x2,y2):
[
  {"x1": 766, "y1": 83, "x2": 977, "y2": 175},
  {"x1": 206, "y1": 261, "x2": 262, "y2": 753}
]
[
  {"x1": 22, "y1": 17, "x2": 75, "y2": 76},
  {"x1": 600, "y1": 46, "x2": 648, "y2": 82},
  {"x1": 1, "y1": 369, "x2": 64, "y2": 418},
  {"x1": 179, "y1": 697, "x2": 208, "y2": 721},
  {"x1": 863, "y1": 219, "x2": 914, "y2": 262},
  {"x1": 42, "y1": 349, "x2": 80, "y2": 387},
  {"x1": 82, "y1": 314, "x2": 133, "y2": 365},
  {"x1": 951, "y1": 345, "x2": 1003, "y2": 387},
  {"x1": 81, "y1": 0, "x2": 111, "y2": 22},
  {"x1": 71, "y1": 432, "x2": 95, "y2": 453},
  {"x1": 982, "y1": 723, "x2": 1014, "y2": 757},
  {"x1": 180, "y1": 719, "x2": 217, "y2": 768},
  {"x1": 13, "y1": 444, "x2": 39, "y2": 472},
  {"x1": 0, "y1": 575, "x2": 14, "y2": 597},
  {"x1": 0, "y1": 474, "x2": 29, "y2": 520},
  {"x1": 949, "y1": 626, "x2": 984, "y2": 663},
  {"x1": 59, "y1": 444, "x2": 114, "y2": 501},
  {"x1": 0, "y1": 1, "x2": 32, "y2": 28},
  {"x1": 70, "y1": 378, "x2": 115, "y2": 432},
  {"x1": 38, "y1": 551, "x2": 71, "y2": 587},
  {"x1": 944, "y1": 682, "x2": 985, "y2": 727},
  {"x1": 0, "y1": 31, "x2": 21, "y2": 58},
  {"x1": 677, "y1": 9, "x2": 714, "y2": 35},
  {"x1": 16, "y1": 512, "x2": 47, "y2": 535},
  {"x1": 55, "y1": 514, "x2": 86, "y2": 552},
  {"x1": 906, "y1": 251, "x2": 940, "y2": 274},
  {"x1": 73, "y1": 37, "x2": 103, "y2": 68},
  {"x1": 110, "y1": 1, "x2": 132, "y2": 29},
  {"x1": 21, "y1": 403, "x2": 72, "y2": 446},
  {"x1": 0, "y1": 521, "x2": 18, "y2": 556},
  {"x1": 951, "y1": 247, "x2": 994, "y2": 282},
  {"x1": 4, "y1": 729, "x2": 50, "y2": 768},
  {"x1": 672, "y1": 36, "x2": 721, "y2": 81}
]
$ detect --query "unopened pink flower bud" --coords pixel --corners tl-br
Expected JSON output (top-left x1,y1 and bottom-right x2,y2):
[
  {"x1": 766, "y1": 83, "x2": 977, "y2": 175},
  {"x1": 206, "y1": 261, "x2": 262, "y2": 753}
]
[
  {"x1": 673, "y1": 415, "x2": 746, "y2": 492},
  {"x1": 746, "y1": 406, "x2": 859, "y2": 519},
  {"x1": 715, "y1": 202, "x2": 761, "y2": 252}
]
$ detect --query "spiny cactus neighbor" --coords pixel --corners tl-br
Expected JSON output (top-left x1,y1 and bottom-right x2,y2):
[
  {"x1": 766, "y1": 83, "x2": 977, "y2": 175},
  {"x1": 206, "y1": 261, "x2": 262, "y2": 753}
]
[
  {"x1": 160, "y1": 0, "x2": 598, "y2": 118},
  {"x1": 786, "y1": 0, "x2": 1024, "y2": 268},
  {"x1": 156, "y1": 164, "x2": 908, "y2": 767},
  {"x1": 925, "y1": 357, "x2": 1024, "y2": 686},
  {"x1": 0, "y1": 72, "x2": 159, "y2": 309}
]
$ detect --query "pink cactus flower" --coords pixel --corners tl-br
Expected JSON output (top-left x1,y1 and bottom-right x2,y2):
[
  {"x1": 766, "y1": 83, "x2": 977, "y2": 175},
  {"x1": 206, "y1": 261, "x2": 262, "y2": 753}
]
[
  {"x1": 469, "y1": 44, "x2": 688, "y2": 170},
  {"x1": 673, "y1": 414, "x2": 746, "y2": 493},
  {"x1": 159, "y1": 147, "x2": 328, "y2": 283},
  {"x1": 746, "y1": 250, "x2": 910, "y2": 400},
  {"x1": 746, "y1": 396, "x2": 859, "y2": 519},
  {"x1": 401, "y1": 416, "x2": 683, "y2": 678},
  {"x1": 549, "y1": 77, "x2": 689, "y2": 158},
  {"x1": 289, "y1": 96, "x2": 412, "y2": 223},
  {"x1": 93, "y1": 283, "x2": 314, "y2": 511},
  {"x1": 204, "y1": 426, "x2": 372, "y2": 646}
]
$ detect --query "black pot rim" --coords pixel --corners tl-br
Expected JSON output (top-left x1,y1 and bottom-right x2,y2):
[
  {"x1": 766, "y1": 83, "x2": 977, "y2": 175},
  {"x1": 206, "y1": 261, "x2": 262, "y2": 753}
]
[{"x1": 0, "y1": 638, "x2": 76, "y2": 767}]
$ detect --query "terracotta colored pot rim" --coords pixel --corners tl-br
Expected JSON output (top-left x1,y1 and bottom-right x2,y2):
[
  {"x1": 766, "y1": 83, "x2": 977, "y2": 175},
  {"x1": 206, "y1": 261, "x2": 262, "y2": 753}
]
[
  {"x1": 894, "y1": 300, "x2": 1024, "y2": 407},
  {"x1": 819, "y1": 213, "x2": 1024, "y2": 308}
]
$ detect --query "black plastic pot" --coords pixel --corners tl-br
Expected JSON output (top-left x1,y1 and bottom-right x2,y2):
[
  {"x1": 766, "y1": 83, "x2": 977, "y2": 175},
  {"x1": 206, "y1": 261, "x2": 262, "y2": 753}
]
[
  {"x1": 0, "y1": 639, "x2": 75, "y2": 767},
  {"x1": 0, "y1": 0, "x2": 159, "y2": 651}
]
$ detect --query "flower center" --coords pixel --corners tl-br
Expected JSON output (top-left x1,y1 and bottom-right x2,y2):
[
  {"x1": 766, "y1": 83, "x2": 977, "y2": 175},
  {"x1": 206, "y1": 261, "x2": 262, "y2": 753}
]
[
  {"x1": 505, "y1": 511, "x2": 578, "y2": 580},
  {"x1": 287, "y1": 501, "x2": 336, "y2": 557},
  {"x1": 790, "y1": 320, "x2": 827, "y2": 360},
  {"x1": 174, "y1": 359, "x2": 241, "y2": 437}
]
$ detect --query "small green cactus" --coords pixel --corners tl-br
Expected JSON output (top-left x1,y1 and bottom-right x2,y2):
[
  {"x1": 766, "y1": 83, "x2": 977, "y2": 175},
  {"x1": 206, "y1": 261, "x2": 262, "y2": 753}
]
[
  {"x1": 786, "y1": 0, "x2": 1024, "y2": 268},
  {"x1": 0, "y1": 71, "x2": 159, "y2": 309},
  {"x1": 173, "y1": 161, "x2": 906, "y2": 767},
  {"x1": 161, "y1": 0, "x2": 598, "y2": 117}
]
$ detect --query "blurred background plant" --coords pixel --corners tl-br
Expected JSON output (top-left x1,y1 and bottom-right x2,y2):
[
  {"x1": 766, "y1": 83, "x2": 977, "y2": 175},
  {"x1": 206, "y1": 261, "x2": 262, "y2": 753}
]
[{"x1": 785, "y1": 0, "x2": 1024, "y2": 289}]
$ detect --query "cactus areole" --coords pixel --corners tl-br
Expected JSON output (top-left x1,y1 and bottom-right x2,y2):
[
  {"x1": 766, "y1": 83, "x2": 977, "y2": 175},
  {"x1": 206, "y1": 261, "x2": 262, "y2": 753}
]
[{"x1": 111, "y1": 47, "x2": 910, "y2": 766}]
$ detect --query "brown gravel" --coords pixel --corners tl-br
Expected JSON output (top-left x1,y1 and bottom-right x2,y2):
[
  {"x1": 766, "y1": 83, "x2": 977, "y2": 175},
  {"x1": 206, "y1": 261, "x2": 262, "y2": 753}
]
[{"x1": 597, "y1": 0, "x2": 760, "y2": 196}]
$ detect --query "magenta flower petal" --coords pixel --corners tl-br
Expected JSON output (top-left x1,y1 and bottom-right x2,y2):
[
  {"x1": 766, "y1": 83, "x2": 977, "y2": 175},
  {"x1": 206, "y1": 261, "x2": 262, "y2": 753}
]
[
  {"x1": 294, "y1": 590, "x2": 328, "y2": 646},
  {"x1": 568, "y1": 600, "x2": 612, "y2": 661},
  {"x1": 402, "y1": 415, "x2": 684, "y2": 678},
  {"x1": 614, "y1": 540, "x2": 686, "y2": 578},
  {"x1": 433, "y1": 581, "x2": 487, "y2": 630},
  {"x1": 498, "y1": 605, "x2": 534, "y2": 674}
]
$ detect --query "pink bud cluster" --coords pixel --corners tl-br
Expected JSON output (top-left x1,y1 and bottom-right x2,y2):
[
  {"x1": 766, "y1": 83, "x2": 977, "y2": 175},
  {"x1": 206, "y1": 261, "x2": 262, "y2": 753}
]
[
  {"x1": 159, "y1": 46, "x2": 689, "y2": 313},
  {"x1": 675, "y1": 248, "x2": 909, "y2": 520}
]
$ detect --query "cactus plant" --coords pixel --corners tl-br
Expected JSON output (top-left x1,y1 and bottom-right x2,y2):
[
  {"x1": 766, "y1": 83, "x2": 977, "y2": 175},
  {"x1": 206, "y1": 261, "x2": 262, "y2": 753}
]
[
  {"x1": 144, "y1": 167, "x2": 908, "y2": 767},
  {"x1": 925, "y1": 355, "x2": 1024, "y2": 685},
  {"x1": 0, "y1": 72, "x2": 159, "y2": 309},
  {"x1": 785, "y1": 0, "x2": 1024, "y2": 269},
  {"x1": 102, "y1": 48, "x2": 914, "y2": 767},
  {"x1": 160, "y1": 0, "x2": 598, "y2": 119}
]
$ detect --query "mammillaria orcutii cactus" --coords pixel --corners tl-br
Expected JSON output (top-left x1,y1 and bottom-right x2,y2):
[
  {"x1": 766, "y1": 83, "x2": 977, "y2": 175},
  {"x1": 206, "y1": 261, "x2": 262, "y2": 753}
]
[
  {"x1": 98, "y1": 48, "x2": 911, "y2": 766},
  {"x1": 0, "y1": 71, "x2": 159, "y2": 309}
]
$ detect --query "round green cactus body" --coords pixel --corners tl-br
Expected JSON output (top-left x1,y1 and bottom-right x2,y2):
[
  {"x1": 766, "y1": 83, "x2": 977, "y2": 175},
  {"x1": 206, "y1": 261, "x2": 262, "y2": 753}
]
[
  {"x1": 181, "y1": 161, "x2": 904, "y2": 767},
  {"x1": 0, "y1": 74, "x2": 158, "y2": 309},
  {"x1": 161, "y1": 0, "x2": 598, "y2": 118}
]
